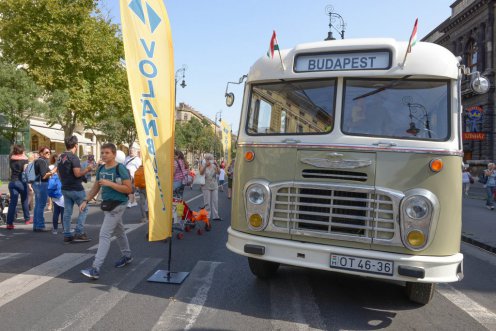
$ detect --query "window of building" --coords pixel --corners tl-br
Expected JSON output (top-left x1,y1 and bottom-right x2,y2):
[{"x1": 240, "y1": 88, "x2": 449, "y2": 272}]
[
  {"x1": 31, "y1": 135, "x2": 39, "y2": 152},
  {"x1": 183, "y1": 114, "x2": 188, "y2": 121},
  {"x1": 466, "y1": 39, "x2": 478, "y2": 73}
]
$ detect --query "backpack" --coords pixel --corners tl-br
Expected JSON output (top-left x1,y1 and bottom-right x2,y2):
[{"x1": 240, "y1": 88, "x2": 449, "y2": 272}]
[
  {"x1": 22, "y1": 162, "x2": 37, "y2": 183},
  {"x1": 47, "y1": 174, "x2": 62, "y2": 198},
  {"x1": 479, "y1": 172, "x2": 488, "y2": 184},
  {"x1": 134, "y1": 165, "x2": 146, "y2": 189}
]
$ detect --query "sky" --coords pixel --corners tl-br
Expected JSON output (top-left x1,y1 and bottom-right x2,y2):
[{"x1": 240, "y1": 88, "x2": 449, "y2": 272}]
[{"x1": 101, "y1": 0, "x2": 454, "y2": 133}]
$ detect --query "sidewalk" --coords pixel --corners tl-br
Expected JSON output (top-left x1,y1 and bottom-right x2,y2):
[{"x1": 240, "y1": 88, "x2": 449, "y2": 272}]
[{"x1": 2, "y1": 180, "x2": 495, "y2": 253}]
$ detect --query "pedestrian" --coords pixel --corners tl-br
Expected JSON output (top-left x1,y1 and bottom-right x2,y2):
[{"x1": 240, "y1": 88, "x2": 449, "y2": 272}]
[
  {"x1": 199, "y1": 153, "x2": 221, "y2": 221},
  {"x1": 227, "y1": 159, "x2": 235, "y2": 199},
  {"x1": 462, "y1": 166, "x2": 473, "y2": 197},
  {"x1": 124, "y1": 147, "x2": 142, "y2": 208},
  {"x1": 189, "y1": 168, "x2": 196, "y2": 189},
  {"x1": 26, "y1": 152, "x2": 37, "y2": 212},
  {"x1": 5, "y1": 144, "x2": 31, "y2": 230},
  {"x1": 32, "y1": 146, "x2": 55, "y2": 232},
  {"x1": 80, "y1": 143, "x2": 133, "y2": 280},
  {"x1": 484, "y1": 163, "x2": 496, "y2": 210},
  {"x1": 58, "y1": 135, "x2": 94, "y2": 243},
  {"x1": 81, "y1": 154, "x2": 96, "y2": 183},
  {"x1": 218, "y1": 166, "x2": 226, "y2": 192},
  {"x1": 48, "y1": 153, "x2": 64, "y2": 234},
  {"x1": 173, "y1": 150, "x2": 188, "y2": 198}
]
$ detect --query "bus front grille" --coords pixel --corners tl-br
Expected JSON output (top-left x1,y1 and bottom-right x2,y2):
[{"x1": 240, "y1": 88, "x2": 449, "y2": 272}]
[{"x1": 271, "y1": 184, "x2": 401, "y2": 244}]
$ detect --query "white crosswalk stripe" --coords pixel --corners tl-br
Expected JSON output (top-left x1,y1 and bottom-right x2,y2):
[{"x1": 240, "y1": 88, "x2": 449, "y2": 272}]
[
  {"x1": 0, "y1": 253, "x2": 93, "y2": 308},
  {"x1": 152, "y1": 261, "x2": 222, "y2": 331}
]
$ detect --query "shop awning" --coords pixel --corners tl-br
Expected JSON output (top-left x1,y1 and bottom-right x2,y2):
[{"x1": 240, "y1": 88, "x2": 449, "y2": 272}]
[{"x1": 30, "y1": 119, "x2": 95, "y2": 145}]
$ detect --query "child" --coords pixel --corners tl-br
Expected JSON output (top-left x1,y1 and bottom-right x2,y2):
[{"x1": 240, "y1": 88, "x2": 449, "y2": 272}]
[
  {"x1": 218, "y1": 167, "x2": 226, "y2": 192},
  {"x1": 47, "y1": 161, "x2": 64, "y2": 234}
]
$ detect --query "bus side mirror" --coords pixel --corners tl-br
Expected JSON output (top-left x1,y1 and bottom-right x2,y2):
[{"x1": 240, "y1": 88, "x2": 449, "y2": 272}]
[
  {"x1": 471, "y1": 75, "x2": 490, "y2": 94},
  {"x1": 225, "y1": 92, "x2": 235, "y2": 107}
]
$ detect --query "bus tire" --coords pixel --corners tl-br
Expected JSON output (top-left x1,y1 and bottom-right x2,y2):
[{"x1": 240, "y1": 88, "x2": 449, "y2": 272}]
[
  {"x1": 248, "y1": 257, "x2": 279, "y2": 279},
  {"x1": 405, "y1": 282, "x2": 435, "y2": 305}
]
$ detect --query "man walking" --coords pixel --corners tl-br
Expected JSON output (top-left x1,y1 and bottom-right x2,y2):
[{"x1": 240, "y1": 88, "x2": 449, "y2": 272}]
[
  {"x1": 80, "y1": 143, "x2": 133, "y2": 279},
  {"x1": 124, "y1": 147, "x2": 141, "y2": 208},
  {"x1": 58, "y1": 136, "x2": 94, "y2": 243}
]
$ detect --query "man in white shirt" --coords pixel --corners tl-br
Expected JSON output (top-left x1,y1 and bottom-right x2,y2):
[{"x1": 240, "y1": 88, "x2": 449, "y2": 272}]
[{"x1": 124, "y1": 148, "x2": 142, "y2": 208}]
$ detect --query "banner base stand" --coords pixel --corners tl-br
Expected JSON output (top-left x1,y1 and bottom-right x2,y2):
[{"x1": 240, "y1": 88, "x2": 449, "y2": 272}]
[{"x1": 147, "y1": 270, "x2": 189, "y2": 284}]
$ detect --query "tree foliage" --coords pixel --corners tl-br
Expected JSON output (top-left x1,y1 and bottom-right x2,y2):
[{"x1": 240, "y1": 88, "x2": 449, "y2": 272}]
[
  {"x1": 0, "y1": 62, "x2": 46, "y2": 144},
  {"x1": 0, "y1": 0, "x2": 127, "y2": 138},
  {"x1": 175, "y1": 118, "x2": 222, "y2": 161}
]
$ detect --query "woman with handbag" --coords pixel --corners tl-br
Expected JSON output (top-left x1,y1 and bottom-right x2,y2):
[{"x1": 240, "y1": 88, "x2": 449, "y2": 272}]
[{"x1": 199, "y1": 153, "x2": 221, "y2": 221}]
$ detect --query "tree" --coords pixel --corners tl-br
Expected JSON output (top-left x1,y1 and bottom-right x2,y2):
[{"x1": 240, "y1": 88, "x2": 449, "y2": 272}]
[
  {"x1": 0, "y1": 62, "x2": 46, "y2": 145},
  {"x1": 175, "y1": 117, "x2": 222, "y2": 161},
  {"x1": 0, "y1": 0, "x2": 124, "y2": 138}
]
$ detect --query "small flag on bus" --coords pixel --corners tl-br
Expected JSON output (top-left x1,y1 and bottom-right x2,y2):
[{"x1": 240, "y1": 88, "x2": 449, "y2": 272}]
[
  {"x1": 401, "y1": 18, "x2": 418, "y2": 68},
  {"x1": 266, "y1": 30, "x2": 279, "y2": 59}
]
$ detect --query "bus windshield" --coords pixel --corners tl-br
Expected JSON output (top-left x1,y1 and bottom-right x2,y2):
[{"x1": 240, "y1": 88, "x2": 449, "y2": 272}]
[
  {"x1": 246, "y1": 80, "x2": 336, "y2": 135},
  {"x1": 342, "y1": 79, "x2": 450, "y2": 140}
]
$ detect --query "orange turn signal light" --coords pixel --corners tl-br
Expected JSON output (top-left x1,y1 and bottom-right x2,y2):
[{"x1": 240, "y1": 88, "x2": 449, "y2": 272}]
[
  {"x1": 245, "y1": 151, "x2": 255, "y2": 162},
  {"x1": 429, "y1": 159, "x2": 443, "y2": 172}
]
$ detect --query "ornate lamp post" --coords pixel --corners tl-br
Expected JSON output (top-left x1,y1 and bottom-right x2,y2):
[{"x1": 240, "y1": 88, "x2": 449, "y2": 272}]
[
  {"x1": 175, "y1": 65, "x2": 187, "y2": 107},
  {"x1": 324, "y1": 5, "x2": 346, "y2": 41}
]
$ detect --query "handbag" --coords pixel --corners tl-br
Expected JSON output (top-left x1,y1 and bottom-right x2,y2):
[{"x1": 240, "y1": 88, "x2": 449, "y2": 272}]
[
  {"x1": 193, "y1": 174, "x2": 205, "y2": 185},
  {"x1": 100, "y1": 200, "x2": 122, "y2": 211}
]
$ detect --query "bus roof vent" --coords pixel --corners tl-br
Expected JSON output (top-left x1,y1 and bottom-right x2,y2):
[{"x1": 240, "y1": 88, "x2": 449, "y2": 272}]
[{"x1": 302, "y1": 169, "x2": 367, "y2": 182}]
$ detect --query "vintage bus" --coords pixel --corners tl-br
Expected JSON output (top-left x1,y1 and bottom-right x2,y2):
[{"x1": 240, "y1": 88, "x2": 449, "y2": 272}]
[{"x1": 225, "y1": 38, "x2": 488, "y2": 304}]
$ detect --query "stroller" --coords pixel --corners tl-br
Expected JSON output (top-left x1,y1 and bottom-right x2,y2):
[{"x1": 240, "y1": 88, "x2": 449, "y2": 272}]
[{"x1": 172, "y1": 187, "x2": 211, "y2": 239}]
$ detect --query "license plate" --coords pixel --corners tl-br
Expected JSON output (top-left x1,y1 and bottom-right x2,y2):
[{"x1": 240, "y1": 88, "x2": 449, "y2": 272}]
[{"x1": 330, "y1": 254, "x2": 394, "y2": 276}]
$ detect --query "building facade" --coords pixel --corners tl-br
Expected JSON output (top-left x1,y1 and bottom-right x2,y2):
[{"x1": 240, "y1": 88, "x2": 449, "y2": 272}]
[{"x1": 424, "y1": 0, "x2": 495, "y2": 164}]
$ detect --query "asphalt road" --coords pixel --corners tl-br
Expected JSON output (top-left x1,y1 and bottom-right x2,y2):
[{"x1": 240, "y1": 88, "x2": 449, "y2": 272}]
[{"x1": 0, "y1": 185, "x2": 495, "y2": 331}]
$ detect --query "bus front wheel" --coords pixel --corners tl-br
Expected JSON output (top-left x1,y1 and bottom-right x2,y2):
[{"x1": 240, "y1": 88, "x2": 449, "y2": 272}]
[
  {"x1": 248, "y1": 257, "x2": 279, "y2": 279},
  {"x1": 405, "y1": 282, "x2": 436, "y2": 305}
]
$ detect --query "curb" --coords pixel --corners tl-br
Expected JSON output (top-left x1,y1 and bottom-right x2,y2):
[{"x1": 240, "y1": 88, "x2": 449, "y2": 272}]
[{"x1": 461, "y1": 235, "x2": 496, "y2": 254}]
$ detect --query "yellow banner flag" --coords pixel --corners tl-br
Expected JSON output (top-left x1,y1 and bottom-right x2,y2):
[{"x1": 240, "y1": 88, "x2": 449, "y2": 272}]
[
  {"x1": 220, "y1": 120, "x2": 231, "y2": 165},
  {"x1": 120, "y1": 0, "x2": 174, "y2": 241}
]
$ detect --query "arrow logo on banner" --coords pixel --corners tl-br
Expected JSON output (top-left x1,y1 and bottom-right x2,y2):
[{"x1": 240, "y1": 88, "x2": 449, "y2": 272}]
[{"x1": 128, "y1": 0, "x2": 162, "y2": 33}]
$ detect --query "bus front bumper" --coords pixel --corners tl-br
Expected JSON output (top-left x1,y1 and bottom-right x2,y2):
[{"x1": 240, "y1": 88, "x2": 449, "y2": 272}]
[{"x1": 227, "y1": 227, "x2": 463, "y2": 283}]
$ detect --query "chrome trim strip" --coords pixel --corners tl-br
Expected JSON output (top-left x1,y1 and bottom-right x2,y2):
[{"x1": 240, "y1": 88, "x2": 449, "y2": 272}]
[
  {"x1": 301, "y1": 157, "x2": 373, "y2": 169},
  {"x1": 237, "y1": 143, "x2": 463, "y2": 156}
]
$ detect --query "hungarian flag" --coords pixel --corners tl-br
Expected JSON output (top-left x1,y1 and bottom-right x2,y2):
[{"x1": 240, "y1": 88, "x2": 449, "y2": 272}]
[
  {"x1": 407, "y1": 18, "x2": 418, "y2": 53},
  {"x1": 266, "y1": 30, "x2": 279, "y2": 58}
]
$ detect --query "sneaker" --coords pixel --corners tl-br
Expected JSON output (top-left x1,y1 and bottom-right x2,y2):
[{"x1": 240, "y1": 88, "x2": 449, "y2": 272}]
[
  {"x1": 64, "y1": 236, "x2": 74, "y2": 244},
  {"x1": 81, "y1": 267, "x2": 100, "y2": 280},
  {"x1": 52, "y1": 229, "x2": 58, "y2": 235},
  {"x1": 487, "y1": 205, "x2": 493, "y2": 210},
  {"x1": 127, "y1": 202, "x2": 138, "y2": 208},
  {"x1": 114, "y1": 256, "x2": 133, "y2": 268},
  {"x1": 25, "y1": 218, "x2": 33, "y2": 225},
  {"x1": 73, "y1": 233, "x2": 91, "y2": 242},
  {"x1": 6, "y1": 224, "x2": 14, "y2": 230}
]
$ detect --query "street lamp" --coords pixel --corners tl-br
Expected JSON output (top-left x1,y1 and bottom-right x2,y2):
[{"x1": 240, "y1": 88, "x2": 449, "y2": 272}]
[
  {"x1": 324, "y1": 5, "x2": 346, "y2": 41},
  {"x1": 175, "y1": 65, "x2": 187, "y2": 107}
]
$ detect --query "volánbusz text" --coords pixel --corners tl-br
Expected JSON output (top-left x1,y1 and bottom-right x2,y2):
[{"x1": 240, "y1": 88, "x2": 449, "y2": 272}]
[{"x1": 294, "y1": 51, "x2": 390, "y2": 72}]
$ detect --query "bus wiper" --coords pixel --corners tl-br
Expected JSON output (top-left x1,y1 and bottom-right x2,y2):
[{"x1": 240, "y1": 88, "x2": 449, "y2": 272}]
[{"x1": 353, "y1": 75, "x2": 412, "y2": 101}]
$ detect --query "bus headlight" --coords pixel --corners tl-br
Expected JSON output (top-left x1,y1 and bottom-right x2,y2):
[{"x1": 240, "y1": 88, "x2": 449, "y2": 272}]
[
  {"x1": 244, "y1": 181, "x2": 271, "y2": 231},
  {"x1": 400, "y1": 189, "x2": 439, "y2": 251},
  {"x1": 247, "y1": 185, "x2": 265, "y2": 205},
  {"x1": 404, "y1": 197, "x2": 430, "y2": 219}
]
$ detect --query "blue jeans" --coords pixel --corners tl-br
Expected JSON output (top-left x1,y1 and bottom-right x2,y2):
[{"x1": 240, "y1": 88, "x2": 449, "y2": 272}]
[
  {"x1": 52, "y1": 203, "x2": 64, "y2": 230},
  {"x1": 33, "y1": 182, "x2": 48, "y2": 229},
  {"x1": 62, "y1": 190, "x2": 88, "y2": 237},
  {"x1": 486, "y1": 186, "x2": 495, "y2": 206},
  {"x1": 7, "y1": 180, "x2": 30, "y2": 225}
]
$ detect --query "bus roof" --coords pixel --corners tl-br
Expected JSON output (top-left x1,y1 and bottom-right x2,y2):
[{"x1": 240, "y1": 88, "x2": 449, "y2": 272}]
[{"x1": 248, "y1": 38, "x2": 459, "y2": 82}]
